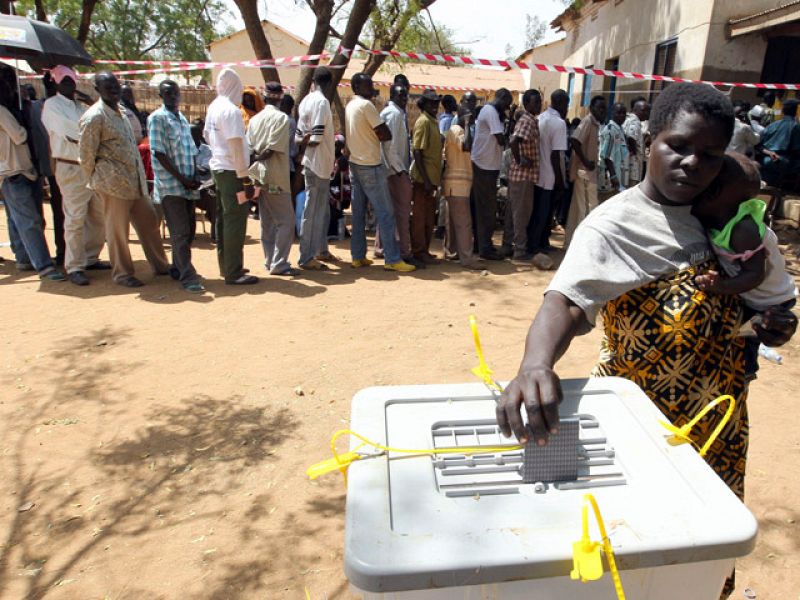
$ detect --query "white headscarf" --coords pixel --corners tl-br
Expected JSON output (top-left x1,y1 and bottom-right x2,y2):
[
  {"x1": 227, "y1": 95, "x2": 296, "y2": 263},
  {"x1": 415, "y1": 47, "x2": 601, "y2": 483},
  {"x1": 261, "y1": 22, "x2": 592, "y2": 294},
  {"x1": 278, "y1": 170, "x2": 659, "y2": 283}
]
[{"x1": 216, "y1": 68, "x2": 243, "y2": 106}]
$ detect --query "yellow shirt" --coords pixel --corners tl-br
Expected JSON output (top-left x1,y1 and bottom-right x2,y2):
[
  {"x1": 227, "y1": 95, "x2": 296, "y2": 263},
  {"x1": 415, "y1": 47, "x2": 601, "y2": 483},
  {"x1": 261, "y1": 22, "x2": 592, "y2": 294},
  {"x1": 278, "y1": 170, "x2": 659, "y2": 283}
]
[
  {"x1": 442, "y1": 124, "x2": 472, "y2": 197},
  {"x1": 345, "y1": 96, "x2": 383, "y2": 166}
]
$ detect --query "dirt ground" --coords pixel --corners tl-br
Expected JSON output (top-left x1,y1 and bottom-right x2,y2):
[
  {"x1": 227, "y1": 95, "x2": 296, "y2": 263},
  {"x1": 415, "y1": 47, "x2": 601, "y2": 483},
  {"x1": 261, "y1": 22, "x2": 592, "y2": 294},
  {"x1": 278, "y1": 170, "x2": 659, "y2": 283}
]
[{"x1": 1, "y1": 208, "x2": 798, "y2": 600}]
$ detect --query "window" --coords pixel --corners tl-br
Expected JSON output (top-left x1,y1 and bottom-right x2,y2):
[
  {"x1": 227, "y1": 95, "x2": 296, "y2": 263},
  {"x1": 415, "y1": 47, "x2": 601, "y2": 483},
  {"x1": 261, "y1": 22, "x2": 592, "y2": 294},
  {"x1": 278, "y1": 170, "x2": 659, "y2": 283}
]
[
  {"x1": 651, "y1": 39, "x2": 677, "y2": 102},
  {"x1": 581, "y1": 66, "x2": 594, "y2": 107}
]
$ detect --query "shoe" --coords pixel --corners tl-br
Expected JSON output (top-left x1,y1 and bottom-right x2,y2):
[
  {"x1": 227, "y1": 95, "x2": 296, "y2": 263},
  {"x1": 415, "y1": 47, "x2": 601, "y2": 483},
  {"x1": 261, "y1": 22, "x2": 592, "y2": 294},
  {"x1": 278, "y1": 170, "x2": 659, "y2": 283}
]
[
  {"x1": 16, "y1": 262, "x2": 35, "y2": 271},
  {"x1": 183, "y1": 282, "x2": 206, "y2": 294},
  {"x1": 118, "y1": 276, "x2": 144, "y2": 288},
  {"x1": 405, "y1": 256, "x2": 426, "y2": 269},
  {"x1": 420, "y1": 254, "x2": 441, "y2": 265},
  {"x1": 512, "y1": 253, "x2": 534, "y2": 264},
  {"x1": 351, "y1": 258, "x2": 374, "y2": 268},
  {"x1": 498, "y1": 245, "x2": 514, "y2": 258},
  {"x1": 300, "y1": 259, "x2": 329, "y2": 270},
  {"x1": 444, "y1": 252, "x2": 459, "y2": 261},
  {"x1": 317, "y1": 252, "x2": 341, "y2": 263},
  {"x1": 39, "y1": 268, "x2": 66, "y2": 282},
  {"x1": 86, "y1": 260, "x2": 112, "y2": 271},
  {"x1": 384, "y1": 260, "x2": 416, "y2": 273},
  {"x1": 68, "y1": 271, "x2": 90, "y2": 286},
  {"x1": 480, "y1": 249, "x2": 505, "y2": 261},
  {"x1": 373, "y1": 251, "x2": 385, "y2": 259},
  {"x1": 225, "y1": 274, "x2": 259, "y2": 285},
  {"x1": 461, "y1": 261, "x2": 484, "y2": 271},
  {"x1": 272, "y1": 267, "x2": 300, "y2": 276}
]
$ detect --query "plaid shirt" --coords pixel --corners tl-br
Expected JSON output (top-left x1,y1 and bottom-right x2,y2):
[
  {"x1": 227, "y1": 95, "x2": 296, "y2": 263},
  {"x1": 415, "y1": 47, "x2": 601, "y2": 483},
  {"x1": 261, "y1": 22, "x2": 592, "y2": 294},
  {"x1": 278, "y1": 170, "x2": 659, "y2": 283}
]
[
  {"x1": 148, "y1": 106, "x2": 198, "y2": 204},
  {"x1": 508, "y1": 112, "x2": 540, "y2": 184}
]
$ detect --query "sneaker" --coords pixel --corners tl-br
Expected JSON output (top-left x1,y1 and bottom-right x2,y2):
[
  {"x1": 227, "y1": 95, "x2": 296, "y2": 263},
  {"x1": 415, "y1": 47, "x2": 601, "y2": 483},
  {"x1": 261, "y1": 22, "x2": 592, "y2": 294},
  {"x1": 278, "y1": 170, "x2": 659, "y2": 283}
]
[
  {"x1": 384, "y1": 260, "x2": 416, "y2": 273},
  {"x1": 373, "y1": 250, "x2": 385, "y2": 259},
  {"x1": 317, "y1": 252, "x2": 341, "y2": 263},
  {"x1": 39, "y1": 268, "x2": 66, "y2": 282},
  {"x1": 68, "y1": 271, "x2": 90, "y2": 286},
  {"x1": 351, "y1": 258, "x2": 374, "y2": 268},
  {"x1": 183, "y1": 282, "x2": 206, "y2": 293},
  {"x1": 272, "y1": 267, "x2": 300, "y2": 276}
]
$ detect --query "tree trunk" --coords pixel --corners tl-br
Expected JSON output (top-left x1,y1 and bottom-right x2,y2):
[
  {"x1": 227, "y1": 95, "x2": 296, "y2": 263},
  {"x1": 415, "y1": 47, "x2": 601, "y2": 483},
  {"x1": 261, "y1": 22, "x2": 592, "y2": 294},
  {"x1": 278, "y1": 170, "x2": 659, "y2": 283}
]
[
  {"x1": 362, "y1": 0, "x2": 436, "y2": 78},
  {"x1": 233, "y1": 0, "x2": 280, "y2": 85},
  {"x1": 327, "y1": 0, "x2": 375, "y2": 92},
  {"x1": 77, "y1": 0, "x2": 99, "y2": 47},
  {"x1": 33, "y1": 0, "x2": 47, "y2": 21},
  {"x1": 294, "y1": 0, "x2": 334, "y2": 108}
]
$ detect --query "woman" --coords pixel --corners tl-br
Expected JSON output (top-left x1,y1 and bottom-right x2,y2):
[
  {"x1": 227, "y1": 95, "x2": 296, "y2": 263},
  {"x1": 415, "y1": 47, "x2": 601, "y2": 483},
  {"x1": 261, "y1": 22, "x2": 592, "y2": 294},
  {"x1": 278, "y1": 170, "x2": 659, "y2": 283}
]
[
  {"x1": 240, "y1": 86, "x2": 264, "y2": 129},
  {"x1": 496, "y1": 83, "x2": 796, "y2": 597}
]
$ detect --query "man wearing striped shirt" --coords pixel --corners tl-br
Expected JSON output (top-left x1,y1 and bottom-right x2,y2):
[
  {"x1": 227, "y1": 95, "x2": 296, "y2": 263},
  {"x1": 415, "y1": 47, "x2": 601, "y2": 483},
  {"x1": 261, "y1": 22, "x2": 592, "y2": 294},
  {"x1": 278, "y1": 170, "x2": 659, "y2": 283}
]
[{"x1": 148, "y1": 80, "x2": 204, "y2": 293}]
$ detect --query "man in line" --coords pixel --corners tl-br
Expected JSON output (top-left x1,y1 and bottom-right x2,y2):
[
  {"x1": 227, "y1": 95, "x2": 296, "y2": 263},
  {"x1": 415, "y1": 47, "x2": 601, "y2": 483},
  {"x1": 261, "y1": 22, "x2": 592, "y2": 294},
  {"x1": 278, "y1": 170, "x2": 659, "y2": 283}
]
[
  {"x1": 471, "y1": 88, "x2": 513, "y2": 260},
  {"x1": 598, "y1": 102, "x2": 629, "y2": 201},
  {"x1": 42, "y1": 65, "x2": 109, "y2": 286},
  {"x1": 0, "y1": 70, "x2": 63, "y2": 281},
  {"x1": 527, "y1": 88, "x2": 568, "y2": 255},
  {"x1": 247, "y1": 81, "x2": 297, "y2": 277},
  {"x1": 727, "y1": 101, "x2": 760, "y2": 158},
  {"x1": 203, "y1": 68, "x2": 259, "y2": 285},
  {"x1": 148, "y1": 80, "x2": 205, "y2": 294},
  {"x1": 623, "y1": 97, "x2": 649, "y2": 187},
  {"x1": 758, "y1": 98, "x2": 799, "y2": 188},
  {"x1": 345, "y1": 73, "x2": 414, "y2": 273},
  {"x1": 120, "y1": 84, "x2": 144, "y2": 143},
  {"x1": 378, "y1": 84, "x2": 416, "y2": 266},
  {"x1": 79, "y1": 72, "x2": 170, "y2": 288},
  {"x1": 438, "y1": 94, "x2": 458, "y2": 134},
  {"x1": 410, "y1": 89, "x2": 444, "y2": 265},
  {"x1": 502, "y1": 89, "x2": 541, "y2": 262},
  {"x1": 29, "y1": 73, "x2": 66, "y2": 267},
  {"x1": 296, "y1": 67, "x2": 336, "y2": 271},
  {"x1": 564, "y1": 95, "x2": 605, "y2": 246},
  {"x1": 759, "y1": 90, "x2": 777, "y2": 128}
]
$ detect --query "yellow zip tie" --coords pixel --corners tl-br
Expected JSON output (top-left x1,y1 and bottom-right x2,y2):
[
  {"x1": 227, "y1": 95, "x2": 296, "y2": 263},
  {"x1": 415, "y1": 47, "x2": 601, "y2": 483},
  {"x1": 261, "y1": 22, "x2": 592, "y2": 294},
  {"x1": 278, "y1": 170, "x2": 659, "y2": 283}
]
[
  {"x1": 660, "y1": 395, "x2": 735, "y2": 457},
  {"x1": 571, "y1": 493, "x2": 626, "y2": 600},
  {"x1": 469, "y1": 314, "x2": 504, "y2": 392},
  {"x1": 304, "y1": 587, "x2": 311, "y2": 600},
  {"x1": 306, "y1": 429, "x2": 523, "y2": 481}
]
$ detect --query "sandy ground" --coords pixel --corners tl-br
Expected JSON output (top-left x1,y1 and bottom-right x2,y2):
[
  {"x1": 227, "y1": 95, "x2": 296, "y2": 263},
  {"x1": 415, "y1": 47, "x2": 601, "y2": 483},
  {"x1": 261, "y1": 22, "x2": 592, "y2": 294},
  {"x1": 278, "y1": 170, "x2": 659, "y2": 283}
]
[{"x1": 0, "y1": 207, "x2": 798, "y2": 600}]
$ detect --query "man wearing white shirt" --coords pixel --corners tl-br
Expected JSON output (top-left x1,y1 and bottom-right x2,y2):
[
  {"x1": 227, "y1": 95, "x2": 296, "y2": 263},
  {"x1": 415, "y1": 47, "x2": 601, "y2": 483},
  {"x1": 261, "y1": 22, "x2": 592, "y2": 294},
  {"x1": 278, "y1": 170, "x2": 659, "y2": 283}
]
[
  {"x1": 296, "y1": 67, "x2": 336, "y2": 270},
  {"x1": 42, "y1": 65, "x2": 108, "y2": 286},
  {"x1": 378, "y1": 84, "x2": 415, "y2": 265},
  {"x1": 527, "y1": 89, "x2": 569, "y2": 254},
  {"x1": 204, "y1": 67, "x2": 258, "y2": 285},
  {"x1": 471, "y1": 88, "x2": 513, "y2": 260}
]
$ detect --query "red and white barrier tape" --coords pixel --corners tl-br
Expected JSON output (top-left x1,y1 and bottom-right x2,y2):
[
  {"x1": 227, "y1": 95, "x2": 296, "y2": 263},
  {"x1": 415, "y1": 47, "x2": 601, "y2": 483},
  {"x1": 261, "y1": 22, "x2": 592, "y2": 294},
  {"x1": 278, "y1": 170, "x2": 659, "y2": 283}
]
[{"x1": 11, "y1": 46, "x2": 800, "y2": 90}]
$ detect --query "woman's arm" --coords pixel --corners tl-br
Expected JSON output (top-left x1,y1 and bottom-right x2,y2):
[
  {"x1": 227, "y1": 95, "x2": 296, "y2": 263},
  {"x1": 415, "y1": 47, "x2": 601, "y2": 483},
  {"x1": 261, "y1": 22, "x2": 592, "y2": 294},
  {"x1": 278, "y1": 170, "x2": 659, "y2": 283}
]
[{"x1": 496, "y1": 291, "x2": 588, "y2": 445}]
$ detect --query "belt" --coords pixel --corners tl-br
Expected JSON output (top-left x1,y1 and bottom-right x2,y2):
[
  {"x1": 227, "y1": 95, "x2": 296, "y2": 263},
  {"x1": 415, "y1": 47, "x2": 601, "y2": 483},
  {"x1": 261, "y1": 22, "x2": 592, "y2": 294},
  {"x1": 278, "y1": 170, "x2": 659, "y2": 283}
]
[{"x1": 55, "y1": 158, "x2": 80, "y2": 166}]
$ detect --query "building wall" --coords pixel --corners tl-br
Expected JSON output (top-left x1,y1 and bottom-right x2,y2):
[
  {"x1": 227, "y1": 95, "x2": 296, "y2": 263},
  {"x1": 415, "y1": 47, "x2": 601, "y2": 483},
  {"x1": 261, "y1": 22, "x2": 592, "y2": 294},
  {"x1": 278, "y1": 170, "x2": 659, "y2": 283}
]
[
  {"x1": 519, "y1": 39, "x2": 567, "y2": 105},
  {"x1": 208, "y1": 22, "x2": 308, "y2": 89}
]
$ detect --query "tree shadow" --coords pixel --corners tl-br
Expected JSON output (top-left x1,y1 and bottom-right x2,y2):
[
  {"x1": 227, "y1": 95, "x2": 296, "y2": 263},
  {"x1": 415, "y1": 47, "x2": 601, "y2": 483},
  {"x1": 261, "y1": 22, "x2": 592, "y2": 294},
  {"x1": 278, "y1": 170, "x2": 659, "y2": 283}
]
[{"x1": 0, "y1": 326, "x2": 297, "y2": 599}]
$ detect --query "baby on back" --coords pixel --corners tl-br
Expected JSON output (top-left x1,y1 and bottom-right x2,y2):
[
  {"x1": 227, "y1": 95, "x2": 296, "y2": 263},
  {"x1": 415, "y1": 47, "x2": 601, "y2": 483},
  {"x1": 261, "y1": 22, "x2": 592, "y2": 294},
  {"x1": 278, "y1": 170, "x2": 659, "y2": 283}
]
[{"x1": 693, "y1": 152, "x2": 796, "y2": 311}]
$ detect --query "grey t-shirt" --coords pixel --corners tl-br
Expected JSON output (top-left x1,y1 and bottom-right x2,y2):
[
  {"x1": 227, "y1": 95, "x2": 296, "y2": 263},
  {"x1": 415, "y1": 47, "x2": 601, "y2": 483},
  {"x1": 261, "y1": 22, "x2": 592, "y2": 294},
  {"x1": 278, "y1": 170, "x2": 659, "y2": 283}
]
[{"x1": 547, "y1": 185, "x2": 713, "y2": 325}]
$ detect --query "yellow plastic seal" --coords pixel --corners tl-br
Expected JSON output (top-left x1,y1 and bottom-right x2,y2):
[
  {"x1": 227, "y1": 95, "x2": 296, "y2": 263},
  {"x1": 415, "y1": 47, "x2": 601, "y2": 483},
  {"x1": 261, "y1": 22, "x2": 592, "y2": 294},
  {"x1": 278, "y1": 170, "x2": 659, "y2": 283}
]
[
  {"x1": 469, "y1": 314, "x2": 504, "y2": 392},
  {"x1": 571, "y1": 494, "x2": 626, "y2": 599},
  {"x1": 660, "y1": 394, "x2": 735, "y2": 457}
]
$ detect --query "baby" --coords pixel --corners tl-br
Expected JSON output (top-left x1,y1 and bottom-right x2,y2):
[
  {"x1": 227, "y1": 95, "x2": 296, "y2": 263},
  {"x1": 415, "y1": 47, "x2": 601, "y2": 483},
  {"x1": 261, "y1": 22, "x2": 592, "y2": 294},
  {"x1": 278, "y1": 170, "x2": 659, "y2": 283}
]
[{"x1": 693, "y1": 152, "x2": 796, "y2": 312}]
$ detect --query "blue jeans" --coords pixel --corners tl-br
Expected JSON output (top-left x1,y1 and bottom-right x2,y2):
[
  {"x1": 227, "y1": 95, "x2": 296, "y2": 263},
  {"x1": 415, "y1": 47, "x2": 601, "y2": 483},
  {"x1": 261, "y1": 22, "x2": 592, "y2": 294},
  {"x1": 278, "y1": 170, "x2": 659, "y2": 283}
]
[
  {"x1": 299, "y1": 170, "x2": 330, "y2": 265},
  {"x1": 350, "y1": 163, "x2": 400, "y2": 264},
  {"x1": 2, "y1": 175, "x2": 53, "y2": 272}
]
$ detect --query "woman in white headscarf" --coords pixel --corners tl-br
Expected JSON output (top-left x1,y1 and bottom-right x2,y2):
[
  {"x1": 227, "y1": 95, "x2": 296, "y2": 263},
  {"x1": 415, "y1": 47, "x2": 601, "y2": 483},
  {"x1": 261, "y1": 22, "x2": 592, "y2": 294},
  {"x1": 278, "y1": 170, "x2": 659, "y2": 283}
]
[{"x1": 203, "y1": 68, "x2": 259, "y2": 285}]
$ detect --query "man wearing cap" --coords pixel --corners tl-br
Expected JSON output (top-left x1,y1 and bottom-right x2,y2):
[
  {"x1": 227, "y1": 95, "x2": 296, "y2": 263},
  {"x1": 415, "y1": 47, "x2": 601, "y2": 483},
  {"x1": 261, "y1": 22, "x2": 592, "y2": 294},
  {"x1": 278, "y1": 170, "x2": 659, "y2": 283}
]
[
  {"x1": 42, "y1": 65, "x2": 110, "y2": 286},
  {"x1": 204, "y1": 67, "x2": 259, "y2": 285},
  {"x1": 148, "y1": 79, "x2": 205, "y2": 293},
  {"x1": 247, "y1": 81, "x2": 297, "y2": 276},
  {"x1": 345, "y1": 72, "x2": 414, "y2": 272},
  {"x1": 79, "y1": 72, "x2": 170, "y2": 288},
  {"x1": 410, "y1": 88, "x2": 443, "y2": 264}
]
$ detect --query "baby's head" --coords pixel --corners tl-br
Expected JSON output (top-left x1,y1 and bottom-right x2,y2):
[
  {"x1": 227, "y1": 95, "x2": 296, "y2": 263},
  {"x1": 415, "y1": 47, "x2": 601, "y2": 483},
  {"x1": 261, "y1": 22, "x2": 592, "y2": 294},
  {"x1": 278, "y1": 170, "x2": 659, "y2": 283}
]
[{"x1": 693, "y1": 152, "x2": 761, "y2": 222}]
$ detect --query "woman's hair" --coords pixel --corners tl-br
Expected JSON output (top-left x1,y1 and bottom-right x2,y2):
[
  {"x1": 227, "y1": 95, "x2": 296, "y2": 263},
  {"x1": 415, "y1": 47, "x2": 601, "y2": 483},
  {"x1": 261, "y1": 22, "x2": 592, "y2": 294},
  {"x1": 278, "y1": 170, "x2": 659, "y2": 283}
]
[{"x1": 649, "y1": 82, "x2": 734, "y2": 141}]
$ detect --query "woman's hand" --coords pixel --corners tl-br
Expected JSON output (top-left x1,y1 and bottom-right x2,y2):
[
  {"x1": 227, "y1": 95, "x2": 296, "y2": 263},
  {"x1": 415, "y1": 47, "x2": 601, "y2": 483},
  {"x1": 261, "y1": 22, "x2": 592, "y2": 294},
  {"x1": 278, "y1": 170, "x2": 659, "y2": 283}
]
[
  {"x1": 754, "y1": 306, "x2": 798, "y2": 347},
  {"x1": 496, "y1": 366, "x2": 562, "y2": 445}
]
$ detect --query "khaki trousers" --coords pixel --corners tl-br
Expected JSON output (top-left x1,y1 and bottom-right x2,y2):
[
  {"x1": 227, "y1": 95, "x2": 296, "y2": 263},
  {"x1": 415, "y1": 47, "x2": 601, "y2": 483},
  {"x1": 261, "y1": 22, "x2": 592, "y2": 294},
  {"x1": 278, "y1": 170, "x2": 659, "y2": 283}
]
[
  {"x1": 99, "y1": 191, "x2": 169, "y2": 282},
  {"x1": 375, "y1": 171, "x2": 413, "y2": 258},
  {"x1": 503, "y1": 179, "x2": 535, "y2": 256},
  {"x1": 565, "y1": 176, "x2": 598, "y2": 247},
  {"x1": 446, "y1": 196, "x2": 479, "y2": 267},
  {"x1": 56, "y1": 162, "x2": 105, "y2": 274},
  {"x1": 410, "y1": 182, "x2": 437, "y2": 260}
]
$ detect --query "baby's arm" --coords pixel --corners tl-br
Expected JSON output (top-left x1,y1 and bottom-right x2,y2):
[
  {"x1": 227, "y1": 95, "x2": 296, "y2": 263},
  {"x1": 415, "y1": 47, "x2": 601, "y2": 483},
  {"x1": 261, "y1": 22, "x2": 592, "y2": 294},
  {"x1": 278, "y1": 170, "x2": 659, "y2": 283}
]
[{"x1": 697, "y1": 218, "x2": 766, "y2": 295}]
